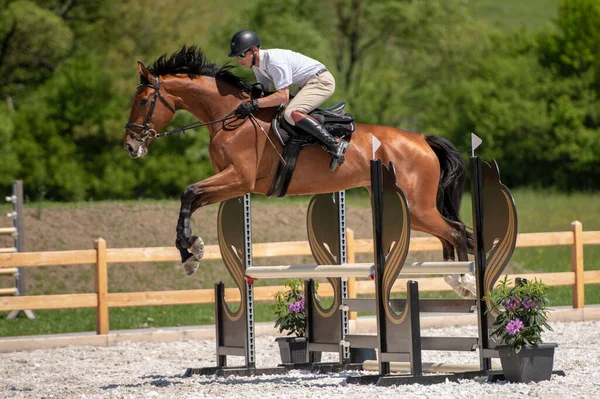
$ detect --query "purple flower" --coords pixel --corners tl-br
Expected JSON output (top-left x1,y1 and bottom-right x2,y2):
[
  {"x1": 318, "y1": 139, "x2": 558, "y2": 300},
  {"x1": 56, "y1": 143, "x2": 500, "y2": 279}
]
[
  {"x1": 523, "y1": 298, "x2": 536, "y2": 309},
  {"x1": 510, "y1": 298, "x2": 521, "y2": 309},
  {"x1": 288, "y1": 297, "x2": 305, "y2": 314},
  {"x1": 506, "y1": 319, "x2": 524, "y2": 335},
  {"x1": 501, "y1": 297, "x2": 522, "y2": 310},
  {"x1": 297, "y1": 297, "x2": 305, "y2": 312}
]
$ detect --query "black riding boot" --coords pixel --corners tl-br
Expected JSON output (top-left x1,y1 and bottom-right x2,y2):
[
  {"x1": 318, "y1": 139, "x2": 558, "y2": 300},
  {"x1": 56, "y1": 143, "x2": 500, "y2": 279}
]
[{"x1": 294, "y1": 116, "x2": 349, "y2": 171}]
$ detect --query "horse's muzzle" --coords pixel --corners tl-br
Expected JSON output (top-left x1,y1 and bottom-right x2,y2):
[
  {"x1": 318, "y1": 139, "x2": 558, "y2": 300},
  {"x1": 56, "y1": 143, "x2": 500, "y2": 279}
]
[
  {"x1": 125, "y1": 139, "x2": 147, "y2": 158},
  {"x1": 125, "y1": 142, "x2": 137, "y2": 158}
]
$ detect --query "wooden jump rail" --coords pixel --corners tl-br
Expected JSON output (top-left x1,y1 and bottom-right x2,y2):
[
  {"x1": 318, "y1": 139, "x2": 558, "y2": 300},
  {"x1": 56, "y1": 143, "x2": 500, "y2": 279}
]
[{"x1": 0, "y1": 222, "x2": 599, "y2": 335}]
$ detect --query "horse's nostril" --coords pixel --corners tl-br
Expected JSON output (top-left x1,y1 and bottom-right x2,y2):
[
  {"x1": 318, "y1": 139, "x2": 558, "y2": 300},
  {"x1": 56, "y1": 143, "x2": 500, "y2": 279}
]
[{"x1": 126, "y1": 143, "x2": 134, "y2": 154}]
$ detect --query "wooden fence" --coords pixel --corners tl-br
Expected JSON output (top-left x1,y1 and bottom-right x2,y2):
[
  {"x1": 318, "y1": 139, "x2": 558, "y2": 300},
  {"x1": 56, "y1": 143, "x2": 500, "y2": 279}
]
[{"x1": 1, "y1": 221, "x2": 599, "y2": 335}]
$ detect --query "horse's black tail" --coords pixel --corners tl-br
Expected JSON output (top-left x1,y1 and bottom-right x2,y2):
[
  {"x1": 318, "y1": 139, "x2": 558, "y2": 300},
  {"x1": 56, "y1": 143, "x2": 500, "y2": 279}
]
[{"x1": 425, "y1": 135, "x2": 474, "y2": 254}]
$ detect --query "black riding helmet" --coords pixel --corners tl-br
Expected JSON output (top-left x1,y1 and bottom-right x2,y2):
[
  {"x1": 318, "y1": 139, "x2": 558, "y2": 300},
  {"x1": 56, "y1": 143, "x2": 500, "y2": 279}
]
[{"x1": 228, "y1": 30, "x2": 261, "y2": 57}]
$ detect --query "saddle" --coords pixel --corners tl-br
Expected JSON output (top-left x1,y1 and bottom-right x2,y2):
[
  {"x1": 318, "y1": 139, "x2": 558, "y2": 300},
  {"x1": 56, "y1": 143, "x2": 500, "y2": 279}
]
[{"x1": 267, "y1": 103, "x2": 356, "y2": 197}]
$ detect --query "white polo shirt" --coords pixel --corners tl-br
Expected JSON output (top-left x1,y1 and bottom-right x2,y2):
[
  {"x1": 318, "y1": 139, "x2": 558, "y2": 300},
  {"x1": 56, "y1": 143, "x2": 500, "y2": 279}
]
[{"x1": 252, "y1": 49, "x2": 326, "y2": 91}]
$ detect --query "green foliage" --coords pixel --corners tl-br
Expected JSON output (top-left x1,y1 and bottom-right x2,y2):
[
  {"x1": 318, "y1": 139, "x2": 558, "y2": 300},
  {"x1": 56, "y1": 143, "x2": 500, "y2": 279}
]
[
  {"x1": 425, "y1": 27, "x2": 600, "y2": 190},
  {"x1": 539, "y1": 0, "x2": 600, "y2": 76},
  {"x1": 484, "y1": 276, "x2": 552, "y2": 352},
  {"x1": 1, "y1": 0, "x2": 599, "y2": 199},
  {"x1": 0, "y1": 0, "x2": 73, "y2": 101},
  {"x1": 0, "y1": 103, "x2": 18, "y2": 186},
  {"x1": 9, "y1": 55, "x2": 122, "y2": 200},
  {"x1": 273, "y1": 279, "x2": 307, "y2": 337},
  {"x1": 7, "y1": 53, "x2": 213, "y2": 200},
  {"x1": 472, "y1": 0, "x2": 560, "y2": 30}
]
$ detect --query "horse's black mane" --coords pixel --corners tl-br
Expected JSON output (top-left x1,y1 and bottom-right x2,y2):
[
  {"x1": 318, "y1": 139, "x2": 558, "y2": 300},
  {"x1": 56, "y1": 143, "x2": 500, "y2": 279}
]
[{"x1": 144, "y1": 45, "x2": 253, "y2": 93}]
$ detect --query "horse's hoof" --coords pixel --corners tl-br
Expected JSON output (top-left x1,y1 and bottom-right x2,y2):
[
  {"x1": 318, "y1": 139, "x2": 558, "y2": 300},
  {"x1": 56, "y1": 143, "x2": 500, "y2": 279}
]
[
  {"x1": 460, "y1": 273, "x2": 477, "y2": 298},
  {"x1": 183, "y1": 256, "x2": 200, "y2": 276},
  {"x1": 444, "y1": 274, "x2": 474, "y2": 299},
  {"x1": 444, "y1": 274, "x2": 461, "y2": 295},
  {"x1": 189, "y1": 235, "x2": 204, "y2": 260},
  {"x1": 460, "y1": 289, "x2": 475, "y2": 300}
]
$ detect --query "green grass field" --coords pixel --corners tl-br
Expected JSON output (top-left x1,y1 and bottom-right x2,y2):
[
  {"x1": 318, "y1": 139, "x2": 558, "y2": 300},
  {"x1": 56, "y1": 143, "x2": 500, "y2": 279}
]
[{"x1": 1, "y1": 187, "x2": 599, "y2": 337}]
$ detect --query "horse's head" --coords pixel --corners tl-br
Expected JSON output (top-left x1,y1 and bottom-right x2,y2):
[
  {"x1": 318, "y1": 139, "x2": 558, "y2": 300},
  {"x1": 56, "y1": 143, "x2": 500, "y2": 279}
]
[{"x1": 123, "y1": 62, "x2": 177, "y2": 158}]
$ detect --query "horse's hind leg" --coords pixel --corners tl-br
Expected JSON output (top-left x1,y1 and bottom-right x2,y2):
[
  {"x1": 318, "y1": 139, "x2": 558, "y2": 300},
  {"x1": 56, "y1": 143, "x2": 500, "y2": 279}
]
[
  {"x1": 437, "y1": 236, "x2": 474, "y2": 298},
  {"x1": 441, "y1": 238, "x2": 456, "y2": 262},
  {"x1": 411, "y1": 208, "x2": 468, "y2": 261},
  {"x1": 411, "y1": 208, "x2": 474, "y2": 298},
  {"x1": 442, "y1": 220, "x2": 476, "y2": 298}
]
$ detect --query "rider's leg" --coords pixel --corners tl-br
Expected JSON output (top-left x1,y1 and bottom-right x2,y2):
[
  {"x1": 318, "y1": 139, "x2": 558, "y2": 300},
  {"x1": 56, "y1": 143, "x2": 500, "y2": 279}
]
[
  {"x1": 283, "y1": 71, "x2": 348, "y2": 170},
  {"x1": 282, "y1": 71, "x2": 336, "y2": 126},
  {"x1": 291, "y1": 110, "x2": 349, "y2": 170}
]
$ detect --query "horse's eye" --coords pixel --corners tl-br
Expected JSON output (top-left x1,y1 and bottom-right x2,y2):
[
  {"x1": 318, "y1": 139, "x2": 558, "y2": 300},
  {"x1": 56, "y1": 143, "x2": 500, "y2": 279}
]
[{"x1": 140, "y1": 98, "x2": 148, "y2": 106}]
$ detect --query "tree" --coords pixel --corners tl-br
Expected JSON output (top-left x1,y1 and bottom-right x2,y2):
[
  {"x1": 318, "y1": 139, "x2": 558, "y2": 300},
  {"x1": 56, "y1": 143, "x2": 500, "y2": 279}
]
[
  {"x1": 539, "y1": 0, "x2": 600, "y2": 77},
  {"x1": 0, "y1": 1, "x2": 73, "y2": 105}
]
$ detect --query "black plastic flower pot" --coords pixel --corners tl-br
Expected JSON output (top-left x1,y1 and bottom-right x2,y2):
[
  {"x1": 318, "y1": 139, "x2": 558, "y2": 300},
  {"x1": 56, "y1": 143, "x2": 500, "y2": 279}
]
[
  {"x1": 497, "y1": 343, "x2": 558, "y2": 383},
  {"x1": 275, "y1": 336, "x2": 322, "y2": 364},
  {"x1": 350, "y1": 347, "x2": 377, "y2": 363}
]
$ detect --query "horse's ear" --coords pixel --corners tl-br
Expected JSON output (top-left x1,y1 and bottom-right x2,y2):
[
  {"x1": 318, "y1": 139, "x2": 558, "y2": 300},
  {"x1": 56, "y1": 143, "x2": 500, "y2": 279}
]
[{"x1": 137, "y1": 62, "x2": 150, "y2": 79}]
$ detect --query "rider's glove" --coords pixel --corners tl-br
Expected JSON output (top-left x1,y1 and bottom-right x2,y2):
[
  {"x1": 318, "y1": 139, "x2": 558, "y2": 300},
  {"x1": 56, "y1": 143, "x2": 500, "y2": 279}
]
[{"x1": 235, "y1": 99, "x2": 258, "y2": 117}]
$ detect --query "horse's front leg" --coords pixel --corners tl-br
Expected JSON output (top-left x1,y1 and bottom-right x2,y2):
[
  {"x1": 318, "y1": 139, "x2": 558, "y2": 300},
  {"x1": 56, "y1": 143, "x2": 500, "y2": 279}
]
[{"x1": 175, "y1": 165, "x2": 251, "y2": 276}]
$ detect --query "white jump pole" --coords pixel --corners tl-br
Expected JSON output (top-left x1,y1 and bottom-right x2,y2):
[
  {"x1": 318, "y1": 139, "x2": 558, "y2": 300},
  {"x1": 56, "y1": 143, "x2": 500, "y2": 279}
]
[{"x1": 245, "y1": 261, "x2": 473, "y2": 280}]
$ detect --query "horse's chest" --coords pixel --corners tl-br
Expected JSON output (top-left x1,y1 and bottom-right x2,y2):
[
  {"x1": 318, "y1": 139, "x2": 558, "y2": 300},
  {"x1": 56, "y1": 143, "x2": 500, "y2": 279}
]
[
  {"x1": 208, "y1": 136, "x2": 237, "y2": 171},
  {"x1": 209, "y1": 129, "x2": 259, "y2": 170}
]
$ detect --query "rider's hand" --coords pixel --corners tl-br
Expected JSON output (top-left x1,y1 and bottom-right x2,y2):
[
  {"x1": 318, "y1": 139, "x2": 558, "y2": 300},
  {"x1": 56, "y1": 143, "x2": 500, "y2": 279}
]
[{"x1": 235, "y1": 99, "x2": 258, "y2": 117}]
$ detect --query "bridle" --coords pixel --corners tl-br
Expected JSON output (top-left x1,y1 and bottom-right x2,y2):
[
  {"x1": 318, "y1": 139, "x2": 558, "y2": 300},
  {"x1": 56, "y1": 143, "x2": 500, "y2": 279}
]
[
  {"x1": 124, "y1": 76, "x2": 239, "y2": 147},
  {"x1": 125, "y1": 76, "x2": 176, "y2": 146}
]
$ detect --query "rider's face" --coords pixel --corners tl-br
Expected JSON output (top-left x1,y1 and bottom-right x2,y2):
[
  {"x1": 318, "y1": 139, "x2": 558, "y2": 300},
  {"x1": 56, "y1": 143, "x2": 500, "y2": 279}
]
[{"x1": 236, "y1": 48, "x2": 254, "y2": 68}]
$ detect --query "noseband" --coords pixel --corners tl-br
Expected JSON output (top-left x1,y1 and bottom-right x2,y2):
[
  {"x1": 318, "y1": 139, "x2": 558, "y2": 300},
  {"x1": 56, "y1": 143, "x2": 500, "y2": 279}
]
[{"x1": 125, "y1": 76, "x2": 176, "y2": 145}]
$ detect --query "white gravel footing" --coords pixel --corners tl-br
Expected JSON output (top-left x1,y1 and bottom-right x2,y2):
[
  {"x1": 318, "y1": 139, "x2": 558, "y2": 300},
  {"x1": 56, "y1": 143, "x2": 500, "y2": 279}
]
[{"x1": 1, "y1": 321, "x2": 599, "y2": 399}]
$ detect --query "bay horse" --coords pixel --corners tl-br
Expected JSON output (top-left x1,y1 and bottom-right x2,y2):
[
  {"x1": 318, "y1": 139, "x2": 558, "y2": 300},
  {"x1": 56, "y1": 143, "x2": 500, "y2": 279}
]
[{"x1": 123, "y1": 46, "x2": 475, "y2": 297}]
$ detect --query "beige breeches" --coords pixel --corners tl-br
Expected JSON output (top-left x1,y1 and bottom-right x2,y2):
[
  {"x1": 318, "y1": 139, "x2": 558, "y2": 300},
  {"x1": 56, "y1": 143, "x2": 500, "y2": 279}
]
[{"x1": 283, "y1": 71, "x2": 335, "y2": 125}]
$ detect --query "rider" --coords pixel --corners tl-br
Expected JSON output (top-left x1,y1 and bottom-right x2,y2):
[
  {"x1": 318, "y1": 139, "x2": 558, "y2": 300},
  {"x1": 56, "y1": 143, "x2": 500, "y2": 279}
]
[{"x1": 228, "y1": 30, "x2": 349, "y2": 171}]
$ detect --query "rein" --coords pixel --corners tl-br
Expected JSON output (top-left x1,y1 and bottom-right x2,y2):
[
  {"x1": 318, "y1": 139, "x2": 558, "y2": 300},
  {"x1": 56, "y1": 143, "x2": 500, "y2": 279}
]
[
  {"x1": 125, "y1": 76, "x2": 285, "y2": 164},
  {"x1": 154, "y1": 114, "x2": 239, "y2": 139}
]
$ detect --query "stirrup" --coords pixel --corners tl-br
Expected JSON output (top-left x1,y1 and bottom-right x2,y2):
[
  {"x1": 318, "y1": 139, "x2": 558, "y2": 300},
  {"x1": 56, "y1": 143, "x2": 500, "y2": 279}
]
[
  {"x1": 329, "y1": 153, "x2": 347, "y2": 171},
  {"x1": 329, "y1": 155, "x2": 344, "y2": 171},
  {"x1": 328, "y1": 140, "x2": 348, "y2": 171}
]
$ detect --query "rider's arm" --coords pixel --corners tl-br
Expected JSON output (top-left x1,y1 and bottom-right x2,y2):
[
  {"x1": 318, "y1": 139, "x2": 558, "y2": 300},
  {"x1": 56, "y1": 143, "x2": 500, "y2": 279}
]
[{"x1": 256, "y1": 87, "x2": 289, "y2": 108}]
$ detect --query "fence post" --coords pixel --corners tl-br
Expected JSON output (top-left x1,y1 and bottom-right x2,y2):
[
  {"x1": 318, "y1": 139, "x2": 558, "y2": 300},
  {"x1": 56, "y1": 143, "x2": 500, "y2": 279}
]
[
  {"x1": 346, "y1": 228, "x2": 357, "y2": 321},
  {"x1": 95, "y1": 238, "x2": 109, "y2": 334},
  {"x1": 571, "y1": 221, "x2": 584, "y2": 308}
]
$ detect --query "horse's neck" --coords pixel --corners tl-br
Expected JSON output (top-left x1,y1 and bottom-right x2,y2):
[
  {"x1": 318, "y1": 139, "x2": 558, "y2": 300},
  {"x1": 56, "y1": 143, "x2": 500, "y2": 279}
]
[
  {"x1": 166, "y1": 76, "x2": 246, "y2": 126},
  {"x1": 164, "y1": 76, "x2": 275, "y2": 149}
]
